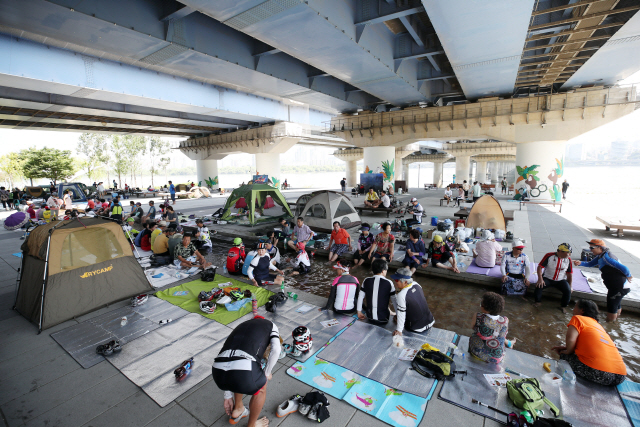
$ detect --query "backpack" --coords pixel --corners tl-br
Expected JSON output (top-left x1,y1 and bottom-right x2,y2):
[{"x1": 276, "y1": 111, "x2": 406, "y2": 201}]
[
  {"x1": 506, "y1": 378, "x2": 560, "y2": 420},
  {"x1": 200, "y1": 267, "x2": 217, "y2": 282},
  {"x1": 0, "y1": 192, "x2": 7, "y2": 202},
  {"x1": 411, "y1": 349, "x2": 464, "y2": 381}
]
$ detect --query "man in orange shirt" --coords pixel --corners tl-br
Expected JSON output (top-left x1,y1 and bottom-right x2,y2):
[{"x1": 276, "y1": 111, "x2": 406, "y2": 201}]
[{"x1": 327, "y1": 221, "x2": 352, "y2": 263}]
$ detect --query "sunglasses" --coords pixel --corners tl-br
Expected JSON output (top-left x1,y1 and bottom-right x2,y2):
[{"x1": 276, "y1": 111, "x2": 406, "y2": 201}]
[{"x1": 589, "y1": 246, "x2": 597, "y2": 250}]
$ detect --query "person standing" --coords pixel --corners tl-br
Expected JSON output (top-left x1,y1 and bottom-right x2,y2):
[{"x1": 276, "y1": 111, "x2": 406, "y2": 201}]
[
  {"x1": 501, "y1": 177, "x2": 507, "y2": 195},
  {"x1": 462, "y1": 180, "x2": 470, "y2": 198},
  {"x1": 357, "y1": 259, "x2": 396, "y2": 325},
  {"x1": 169, "y1": 180, "x2": 176, "y2": 205},
  {"x1": 562, "y1": 179, "x2": 569, "y2": 199},
  {"x1": 63, "y1": 190, "x2": 73, "y2": 210},
  {"x1": 287, "y1": 217, "x2": 313, "y2": 252},
  {"x1": 390, "y1": 267, "x2": 434, "y2": 336},
  {"x1": 113, "y1": 179, "x2": 118, "y2": 190},
  {"x1": 213, "y1": 317, "x2": 281, "y2": 427},
  {"x1": 340, "y1": 177, "x2": 346, "y2": 192},
  {"x1": 472, "y1": 181, "x2": 482, "y2": 202},
  {"x1": 327, "y1": 221, "x2": 352, "y2": 263},
  {"x1": 97, "y1": 182, "x2": 105, "y2": 197},
  {"x1": 535, "y1": 243, "x2": 574, "y2": 311},
  {"x1": 574, "y1": 239, "x2": 632, "y2": 322},
  {"x1": 0, "y1": 187, "x2": 9, "y2": 211},
  {"x1": 46, "y1": 191, "x2": 62, "y2": 220}
]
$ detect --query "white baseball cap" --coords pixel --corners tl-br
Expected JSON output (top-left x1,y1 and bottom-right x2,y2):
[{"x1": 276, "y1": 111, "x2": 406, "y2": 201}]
[
  {"x1": 512, "y1": 239, "x2": 526, "y2": 249},
  {"x1": 410, "y1": 197, "x2": 417, "y2": 202}
]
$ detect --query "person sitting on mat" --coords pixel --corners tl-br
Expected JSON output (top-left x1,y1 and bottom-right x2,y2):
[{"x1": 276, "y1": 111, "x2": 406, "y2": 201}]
[
  {"x1": 357, "y1": 259, "x2": 396, "y2": 325},
  {"x1": 500, "y1": 239, "x2": 531, "y2": 296},
  {"x1": 247, "y1": 242, "x2": 284, "y2": 287},
  {"x1": 473, "y1": 230, "x2": 502, "y2": 267},
  {"x1": 286, "y1": 242, "x2": 311, "y2": 276},
  {"x1": 552, "y1": 299, "x2": 626, "y2": 386},
  {"x1": 227, "y1": 237, "x2": 247, "y2": 275},
  {"x1": 353, "y1": 223, "x2": 375, "y2": 267},
  {"x1": 213, "y1": 317, "x2": 281, "y2": 427},
  {"x1": 153, "y1": 224, "x2": 176, "y2": 259},
  {"x1": 369, "y1": 222, "x2": 395, "y2": 261},
  {"x1": 324, "y1": 261, "x2": 359, "y2": 315},
  {"x1": 327, "y1": 221, "x2": 352, "y2": 263},
  {"x1": 534, "y1": 243, "x2": 574, "y2": 312},
  {"x1": 390, "y1": 267, "x2": 434, "y2": 336},
  {"x1": 468, "y1": 292, "x2": 515, "y2": 364},
  {"x1": 264, "y1": 241, "x2": 281, "y2": 267},
  {"x1": 446, "y1": 234, "x2": 469, "y2": 254},
  {"x1": 402, "y1": 229, "x2": 426, "y2": 274},
  {"x1": 174, "y1": 232, "x2": 212, "y2": 269},
  {"x1": 424, "y1": 235, "x2": 460, "y2": 273},
  {"x1": 140, "y1": 222, "x2": 157, "y2": 252}
]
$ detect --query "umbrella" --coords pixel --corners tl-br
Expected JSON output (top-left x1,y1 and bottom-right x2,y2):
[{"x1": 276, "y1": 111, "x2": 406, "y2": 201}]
[{"x1": 4, "y1": 211, "x2": 29, "y2": 230}]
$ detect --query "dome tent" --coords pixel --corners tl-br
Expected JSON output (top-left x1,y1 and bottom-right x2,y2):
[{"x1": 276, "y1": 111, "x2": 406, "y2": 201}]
[
  {"x1": 300, "y1": 191, "x2": 361, "y2": 233},
  {"x1": 14, "y1": 217, "x2": 152, "y2": 332},
  {"x1": 221, "y1": 184, "x2": 293, "y2": 225}
]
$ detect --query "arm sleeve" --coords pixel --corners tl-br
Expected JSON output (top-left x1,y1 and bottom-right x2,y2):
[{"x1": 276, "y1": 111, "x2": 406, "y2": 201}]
[
  {"x1": 525, "y1": 256, "x2": 531, "y2": 278},
  {"x1": 264, "y1": 337, "x2": 281, "y2": 377},
  {"x1": 501, "y1": 254, "x2": 508, "y2": 275},
  {"x1": 579, "y1": 258, "x2": 598, "y2": 268},
  {"x1": 224, "y1": 390, "x2": 234, "y2": 400},
  {"x1": 324, "y1": 283, "x2": 337, "y2": 311},
  {"x1": 357, "y1": 284, "x2": 365, "y2": 312},
  {"x1": 395, "y1": 289, "x2": 407, "y2": 333},
  {"x1": 247, "y1": 256, "x2": 260, "y2": 280}
]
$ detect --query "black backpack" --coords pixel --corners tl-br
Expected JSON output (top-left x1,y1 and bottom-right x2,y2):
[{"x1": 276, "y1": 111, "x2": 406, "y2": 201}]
[{"x1": 200, "y1": 267, "x2": 217, "y2": 282}]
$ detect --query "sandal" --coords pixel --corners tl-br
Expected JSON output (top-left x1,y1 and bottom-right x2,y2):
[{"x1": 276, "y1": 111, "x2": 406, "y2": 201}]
[{"x1": 229, "y1": 407, "x2": 249, "y2": 425}]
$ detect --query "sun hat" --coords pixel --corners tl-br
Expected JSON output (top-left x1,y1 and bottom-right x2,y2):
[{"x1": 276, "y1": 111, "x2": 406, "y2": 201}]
[{"x1": 390, "y1": 267, "x2": 413, "y2": 281}]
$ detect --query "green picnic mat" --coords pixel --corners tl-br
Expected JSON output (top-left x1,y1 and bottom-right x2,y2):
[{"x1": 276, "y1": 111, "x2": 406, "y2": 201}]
[{"x1": 155, "y1": 277, "x2": 274, "y2": 325}]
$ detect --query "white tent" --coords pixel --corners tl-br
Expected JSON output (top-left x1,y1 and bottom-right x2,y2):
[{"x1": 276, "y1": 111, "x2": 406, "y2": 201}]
[{"x1": 300, "y1": 191, "x2": 361, "y2": 233}]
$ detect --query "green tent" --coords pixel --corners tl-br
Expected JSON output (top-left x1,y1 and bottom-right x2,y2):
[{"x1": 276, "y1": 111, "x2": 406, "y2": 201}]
[{"x1": 221, "y1": 184, "x2": 293, "y2": 225}]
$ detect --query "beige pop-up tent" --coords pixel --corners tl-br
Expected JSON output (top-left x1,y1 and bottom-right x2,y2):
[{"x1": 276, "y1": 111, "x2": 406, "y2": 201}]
[
  {"x1": 466, "y1": 195, "x2": 507, "y2": 231},
  {"x1": 14, "y1": 217, "x2": 152, "y2": 331}
]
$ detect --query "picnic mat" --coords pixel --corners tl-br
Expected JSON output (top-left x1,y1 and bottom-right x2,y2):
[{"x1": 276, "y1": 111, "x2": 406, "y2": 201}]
[
  {"x1": 134, "y1": 249, "x2": 154, "y2": 259},
  {"x1": 156, "y1": 277, "x2": 274, "y2": 325},
  {"x1": 288, "y1": 343, "x2": 430, "y2": 427},
  {"x1": 618, "y1": 380, "x2": 640, "y2": 427},
  {"x1": 106, "y1": 313, "x2": 229, "y2": 407},
  {"x1": 438, "y1": 336, "x2": 631, "y2": 427},
  {"x1": 51, "y1": 297, "x2": 189, "y2": 369},
  {"x1": 319, "y1": 320, "x2": 458, "y2": 398},
  {"x1": 143, "y1": 265, "x2": 201, "y2": 289},
  {"x1": 238, "y1": 297, "x2": 357, "y2": 363}
]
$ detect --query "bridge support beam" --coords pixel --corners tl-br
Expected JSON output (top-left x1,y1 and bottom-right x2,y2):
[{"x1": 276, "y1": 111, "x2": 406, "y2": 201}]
[
  {"x1": 455, "y1": 155, "x2": 470, "y2": 185},
  {"x1": 363, "y1": 146, "x2": 396, "y2": 191},
  {"x1": 433, "y1": 162, "x2": 444, "y2": 188},
  {"x1": 476, "y1": 161, "x2": 488, "y2": 184},
  {"x1": 255, "y1": 153, "x2": 281, "y2": 186},
  {"x1": 346, "y1": 160, "x2": 358, "y2": 188},
  {"x1": 515, "y1": 141, "x2": 566, "y2": 200}
]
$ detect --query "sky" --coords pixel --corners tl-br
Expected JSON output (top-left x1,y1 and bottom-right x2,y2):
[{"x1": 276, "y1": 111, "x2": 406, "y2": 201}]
[{"x1": 1, "y1": 70, "x2": 639, "y2": 158}]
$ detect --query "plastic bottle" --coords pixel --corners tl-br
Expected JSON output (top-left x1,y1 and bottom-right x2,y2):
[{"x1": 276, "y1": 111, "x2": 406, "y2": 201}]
[
  {"x1": 120, "y1": 316, "x2": 128, "y2": 326},
  {"x1": 223, "y1": 265, "x2": 227, "y2": 274},
  {"x1": 287, "y1": 292, "x2": 298, "y2": 300},
  {"x1": 280, "y1": 283, "x2": 285, "y2": 293}
]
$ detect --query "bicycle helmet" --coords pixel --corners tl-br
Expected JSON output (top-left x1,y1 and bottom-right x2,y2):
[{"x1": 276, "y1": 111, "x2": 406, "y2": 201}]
[
  {"x1": 131, "y1": 294, "x2": 148, "y2": 307},
  {"x1": 292, "y1": 326, "x2": 311, "y2": 343},
  {"x1": 229, "y1": 289, "x2": 244, "y2": 301},
  {"x1": 200, "y1": 300, "x2": 216, "y2": 314},
  {"x1": 243, "y1": 290, "x2": 253, "y2": 299},
  {"x1": 558, "y1": 243, "x2": 573, "y2": 253},
  {"x1": 233, "y1": 237, "x2": 243, "y2": 246},
  {"x1": 211, "y1": 288, "x2": 224, "y2": 299},
  {"x1": 198, "y1": 291, "x2": 214, "y2": 302},
  {"x1": 294, "y1": 337, "x2": 313, "y2": 353}
]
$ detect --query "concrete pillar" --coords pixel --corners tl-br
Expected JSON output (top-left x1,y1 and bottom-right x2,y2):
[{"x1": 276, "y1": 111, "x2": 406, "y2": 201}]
[
  {"x1": 433, "y1": 162, "x2": 443, "y2": 188},
  {"x1": 515, "y1": 140, "x2": 566, "y2": 200},
  {"x1": 345, "y1": 160, "x2": 358, "y2": 188},
  {"x1": 469, "y1": 162, "x2": 475, "y2": 182},
  {"x1": 402, "y1": 164, "x2": 410, "y2": 187},
  {"x1": 196, "y1": 159, "x2": 220, "y2": 190},
  {"x1": 255, "y1": 153, "x2": 281, "y2": 186},
  {"x1": 455, "y1": 155, "x2": 470, "y2": 185},
  {"x1": 363, "y1": 146, "x2": 396, "y2": 190},
  {"x1": 490, "y1": 162, "x2": 499, "y2": 184},
  {"x1": 395, "y1": 155, "x2": 403, "y2": 185},
  {"x1": 476, "y1": 161, "x2": 488, "y2": 184}
]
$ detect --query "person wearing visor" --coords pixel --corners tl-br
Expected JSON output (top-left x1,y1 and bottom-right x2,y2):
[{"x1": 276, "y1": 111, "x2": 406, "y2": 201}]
[
  {"x1": 353, "y1": 223, "x2": 375, "y2": 266},
  {"x1": 574, "y1": 239, "x2": 633, "y2": 322},
  {"x1": 535, "y1": 243, "x2": 574, "y2": 311},
  {"x1": 425, "y1": 235, "x2": 460, "y2": 273},
  {"x1": 247, "y1": 242, "x2": 284, "y2": 287},
  {"x1": 500, "y1": 240, "x2": 531, "y2": 296},
  {"x1": 390, "y1": 267, "x2": 434, "y2": 336}
]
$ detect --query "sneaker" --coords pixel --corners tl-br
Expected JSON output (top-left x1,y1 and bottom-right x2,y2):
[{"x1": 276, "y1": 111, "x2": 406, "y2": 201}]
[
  {"x1": 277, "y1": 394, "x2": 302, "y2": 418},
  {"x1": 298, "y1": 402, "x2": 311, "y2": 416},
  {"x1": 308, "y1": 403, "x2": 322, "y2": 421}
]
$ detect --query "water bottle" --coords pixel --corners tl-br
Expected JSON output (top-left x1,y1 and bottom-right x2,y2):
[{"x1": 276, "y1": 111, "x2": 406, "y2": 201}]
[
  {"x1": 223, "y1": 264, "x2": 227, "y2": 274},
  {"x1": 280, "y1": 283, "x2": 285, "y2": 293},
  {"x1": 120, "y1": 316, "x2": 128, "y2": 327},
  {"x1": 287, "y1": 292, "x2": 298, "y2": 300}
]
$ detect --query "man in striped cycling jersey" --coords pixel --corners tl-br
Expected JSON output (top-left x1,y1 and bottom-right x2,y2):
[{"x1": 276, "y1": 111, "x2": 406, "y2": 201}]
[{"x1": 534, "y1": 243, "x2": 573, "y2": 311}]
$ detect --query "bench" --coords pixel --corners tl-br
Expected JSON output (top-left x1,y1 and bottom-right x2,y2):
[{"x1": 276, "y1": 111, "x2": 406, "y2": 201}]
[
  {"x1": 440, "y1": 197, "x2": 456, "y2": 206},
  {"x1": 424, "y1": 184, "x2": 437, "y2": 190},
  {"x1": 356, "y1": 207, "x2": 393, "y2": 217},
  {"x1": 455, "y1": 209, "x2": 514, "y2": 222},
  {"x1": 519, "y1": 200, "x2": 562, "y2": 212},
  {"x1": 596, "y1": 216, "x2": 640, "y2": 237}
]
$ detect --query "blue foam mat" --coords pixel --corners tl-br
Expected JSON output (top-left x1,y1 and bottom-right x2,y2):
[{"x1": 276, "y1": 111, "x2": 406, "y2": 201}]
[{"x1": 619, "y1": 380, "x2": 640, "y2": 427}]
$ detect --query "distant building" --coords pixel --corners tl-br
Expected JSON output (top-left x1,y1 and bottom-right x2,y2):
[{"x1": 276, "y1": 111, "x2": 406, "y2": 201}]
[
  {"x1": 566, "y1": 144, "x2": 583, "y2": 161},
  {"x1": 610, "y1": 140, "x2": 632, "y2": 160}
]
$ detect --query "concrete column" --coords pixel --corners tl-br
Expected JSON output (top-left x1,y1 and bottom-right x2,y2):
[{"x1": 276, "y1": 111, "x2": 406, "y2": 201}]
[
  {"x1": 455, "y1": 155, "x2": 470, "y2": 185},
  {"x1": 395, "y1": 155, "x2": 403, "y2": 184},
  {"x1": 490, "y1": 162, "x2": 499, "y2": 185},
  {"x1": 402, "y1": 164, "x2": 410, "y2": 187},
  {"x1": 363, "y1": 146, "x2": 396, "y2": 190},
  {"x1": 345, "y1": 160, "x2": 358, "y2": 188},
  {"x1": 515, "y1": 140, "x2": 566, "y2": 200},
  {"x1": 255, "y1": 153, "x2": 281, "y2": 186},
  {"x1": 433, "y1": 162, "x2": 443, "y2": 188},
  {"x1": 476, "y1": 161, "x2": 488, "y2": 184},
  {"x1": 196, "y1": 159, "x2": 220, "y2": 190},
  {"x1": 469, "y1": 162, "x2": 475, "y2": 182}
]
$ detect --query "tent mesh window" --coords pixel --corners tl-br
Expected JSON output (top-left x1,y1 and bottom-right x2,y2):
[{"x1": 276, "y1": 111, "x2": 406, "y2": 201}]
[
  {"x1": 60, "y1": 228, "x2": 124, "y2": 272},
  {"x1": 334, "y1": 200, "x2": 355, "y2": 217},
  {"x1": 306, "y1": 203, "x2": 327, "y2": 219}
]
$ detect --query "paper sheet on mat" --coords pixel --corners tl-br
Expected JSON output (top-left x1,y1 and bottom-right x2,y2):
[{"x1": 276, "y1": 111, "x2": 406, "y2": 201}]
[
  {"x1": 318, "y1": 321, "x2": 457, "y2": 398},
  {"x1": 144, "y1": 266, "x2": 198, "y2": 289},
  {"x1": 51, "y1": 297, "x2": 189, "y2": 369},
  {"x1": 438, "y1": 336, "x2": 631, "y2": 427},
  {"x1": 106, "y1": 313, "x2": 230, "y2": 407}
]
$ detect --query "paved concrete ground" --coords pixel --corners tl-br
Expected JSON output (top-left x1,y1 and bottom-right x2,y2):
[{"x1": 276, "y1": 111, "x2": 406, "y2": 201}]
[{"x1": 0, "y1": 186, "x2": 637, "y2": 427}]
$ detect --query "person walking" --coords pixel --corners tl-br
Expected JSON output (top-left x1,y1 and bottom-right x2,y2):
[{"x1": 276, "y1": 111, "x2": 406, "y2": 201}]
[
  {"x1": 169, "y1": 180, "x2": 176, "y2": 205},
  {"x1": 0, "y1": 187, "x2": 10, "y2": 211},
  {"x1": 501, "y1": 177, "x2": 507, "y2": 195},
  {"x1": 574, "y1": 239, "x2": 633, "y2": 322},
  {"x1": 562, "y1": 179, "x2": 569, "y2": 199},
  {"x1": 340, "y1": 177, "x2": 346, "y2": 192}
]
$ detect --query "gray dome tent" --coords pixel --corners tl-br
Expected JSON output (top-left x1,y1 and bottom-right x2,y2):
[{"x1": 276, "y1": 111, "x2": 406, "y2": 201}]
[{"x1": 300, "y1": 191, "x2": 361, "y2": 233}]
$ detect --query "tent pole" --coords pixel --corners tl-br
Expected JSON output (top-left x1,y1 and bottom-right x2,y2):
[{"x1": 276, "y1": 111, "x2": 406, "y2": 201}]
[
  {"x1": 122, "y1": 224, "x2": 142, "y2": 259},
  {"x1": 37, "y1": 230, "x2": 54, "y2": 334}
]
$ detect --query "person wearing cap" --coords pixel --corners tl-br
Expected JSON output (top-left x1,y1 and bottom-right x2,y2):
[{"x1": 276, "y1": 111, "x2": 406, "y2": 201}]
[
  {"x1": 150, "y1": 221, "x2": 167, "y2": 248},
  {"x1": 425, "y1": 235, "x2": 460, "y2": 273},
  {"x1": 574, "y1": 239, "x2": 633, "y2": 322},
  {"x1": 391, "y1": 267, "x2": 434, "y2": 336},
  {"x1": 357, "y1": 259, "x2": 396, "y2": 324},
  {"x1": 354, "y1": 223, "x2": 375, "y2": 266},
  {"x1": 364, "y1": 188, "x2": 381, "y2": 208},
  {"x1": 473, "y1": 230, "x2": 503, "y2": 268},
  {"x1": 535, "y1": 243, "x2": 574, "y2": 311},
  {"x1": 369, "y1": 222, "x2": 395, "y2": 261},
  {"x1": 194, "y1": 218, "x2": 213, "y2": 254},
  {"x1": 500, "y1": 240, "x2": 531, "y2": 295},
  {"x1": 403, "y1": 229, "x2": 426, "y2": 274},
  {"x1": 324, "y1": 261, "x2": 360, "y2": 314},
  {"x1": 227, "y1": 237, "x2": 247, "y2": 274},
  {"x1": 406, "y1": 197, "x2": 424, "y2": 227},
  {"x1": 328, "y1": 221, "x2": 352, "y2": 263},
  {"x1": 175, "y1": 233, "x2": 212, "y2": 269},
  {"x1": 247, "y1": 243, "x2": 284, "y2": 287},
  {"x1": 153, "y1": 225, "x2": 176, "y2": 258}
]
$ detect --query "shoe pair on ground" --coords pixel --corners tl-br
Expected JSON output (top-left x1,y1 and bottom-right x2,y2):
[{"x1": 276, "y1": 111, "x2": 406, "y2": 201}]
[
  {"x1": 276, "y1": 394, "x2": 323, "y2": 421},
  {"x1": 95, "y1": 339, "x2": 122, "y2": 356},
  {"x1": 508, "y1": 412, "x2": 532, "y2": 427}
]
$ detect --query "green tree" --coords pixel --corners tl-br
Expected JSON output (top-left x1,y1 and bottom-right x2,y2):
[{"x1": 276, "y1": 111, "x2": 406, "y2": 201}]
[
  {"x1": 0, "y1": 152, "x2": 25, "y2": 188},
  {"x1": 21, "y1": 147, "x2": 76, "y2": 184},
  {"x1": 110, "y1": 136, "x2": 129, "y2": 187},
  {"x1": 148, "y1": 137, "x2": 171, "y2": 187},
  {"x1": 125, "y1": 136, "x2": 147, "y2": 187},
  {"x1": 76, "y1": 133, "x2": 109, "y2": 182}
]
